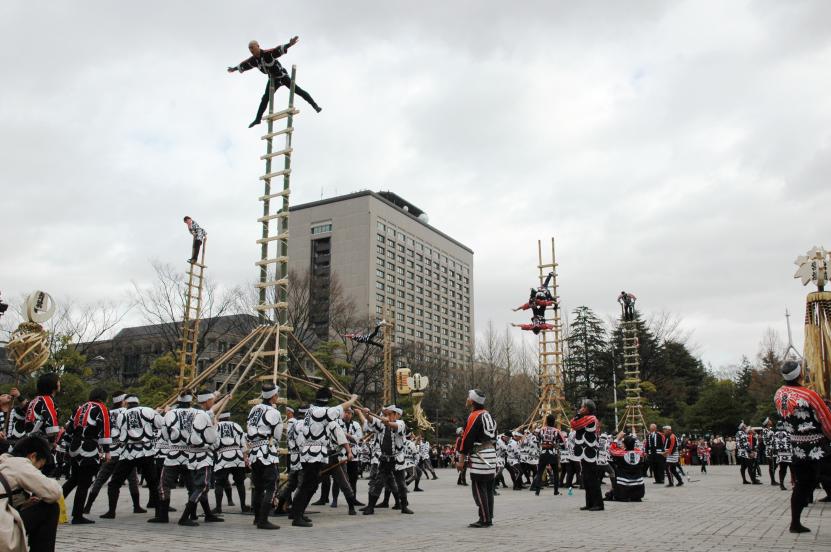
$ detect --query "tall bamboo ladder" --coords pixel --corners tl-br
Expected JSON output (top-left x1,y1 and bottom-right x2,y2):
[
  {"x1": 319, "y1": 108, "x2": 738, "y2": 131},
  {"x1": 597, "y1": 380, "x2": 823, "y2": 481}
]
[
  {"x1": 518, "y1": 238, "x2": 569, "y2": 430},
  {"x1": 382, "y1": 304, "x2": 394, "y2": 406},
  {"x1": 251, "y1": 66, "x2": 298, "y2": 390},
  {"x1": 617, "y1": 313, "x2": 646, "y2": 437},
  {"x1": 177, "y1": 240, "x2": 207, "y2": 388},
  {"x1": 160, "y1": 68, "x2": 299, "y2": 410}
]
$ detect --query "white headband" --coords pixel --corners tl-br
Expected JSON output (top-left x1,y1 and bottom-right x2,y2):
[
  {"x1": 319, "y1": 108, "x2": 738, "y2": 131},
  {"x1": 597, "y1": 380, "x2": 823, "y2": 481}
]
[
  {"x1": 112, "y1": 394, "x2": 127, "y2": 404},
  {"x1": 197, "y1": 392, "x2": 214, "y2": 403},
  {"x1": 286, "y1": 407, "x2": 294, "y2": 413},
  {"x1": 383, "y1": 404, "x2": 402, "y2": 415},
  {"x1": 125, "y1": 396, "x2": 139, "y2": 404},
  {"x1": 178, "y1": 393, "x2": 193, "y2": 403},
  {"x1": 782, "y1": 362, "x2": 802, "y2": 381},
  {"x1": 468, "y1": 389, "x2": 486, "y2": 405},
  {"x1": 217, "y1": 412, "x2": 230, "y2": 420},
  {"x1": 262, "y1": 386, "x2": 279, "y2": 400}
]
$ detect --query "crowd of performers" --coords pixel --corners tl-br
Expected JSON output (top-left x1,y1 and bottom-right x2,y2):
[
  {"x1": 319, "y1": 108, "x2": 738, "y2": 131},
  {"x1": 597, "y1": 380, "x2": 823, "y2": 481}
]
[{"x1": 1, "y1": 358, "x2": 829, "y2": 550}]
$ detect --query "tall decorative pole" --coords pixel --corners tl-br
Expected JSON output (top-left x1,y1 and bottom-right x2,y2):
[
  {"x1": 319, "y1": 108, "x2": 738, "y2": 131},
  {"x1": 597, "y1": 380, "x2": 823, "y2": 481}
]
[{"x1": 794, "y1": 246, "x2": 831, "y2": 399}]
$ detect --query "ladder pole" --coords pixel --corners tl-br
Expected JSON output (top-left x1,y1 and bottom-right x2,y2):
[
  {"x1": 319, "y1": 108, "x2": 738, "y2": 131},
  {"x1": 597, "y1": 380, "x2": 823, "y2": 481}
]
[{"x1": 259, "y1": 76, "x2": 276, "y2": 323}]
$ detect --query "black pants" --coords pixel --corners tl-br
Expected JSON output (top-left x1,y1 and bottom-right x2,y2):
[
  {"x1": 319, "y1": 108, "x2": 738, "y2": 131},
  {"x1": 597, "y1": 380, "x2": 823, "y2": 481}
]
[
  {"x1": 250, "y1": 461, "x2": 278, "y2": 523},
  {"x1": 740, "y1": 457, "x2": 758, "y2": 482},
  {"x1": 108, "y1": 456, "x2": 158, "y2": 514},
  {"x1": 666, "y1": 462, "x2": 683, "y2": 485},
  {"x1": 768, "y1": 457, "x2": 778, "y2": 484},
  {"x1": 327, "y1": 461, "x2": 357, "y2": 506},
  {"x1": 62, "y1": 460, "x2": 98, "y2": 519},
  {"x1": 533, "y1": 453, "x2": 559, "y2": 492},
  {"x1": 277, "y1": 469, "x2": 302, "y2": 503},
  {"x1": 791, "y1": 461, "x2": 821, "y2": 527},
  {"x1": 580, "y1": 461, "x2": 603, "y2": 509},
  {"x1": 256, "y1": 76, "x2": 319, "y2": 122},
  {"x1": 779, "y1": 462, "x2": 791, "y2": 486},
  {"x1": 470, "y1": 474, "x2": 495, "y2": 524},
  {"x1": 506, "y1": 463, "x2": 523, "y2": 489},
  {"x1": 191, "y1": 239, "x2": 202, "y2": 262},
  {"x1": 20, "y1": 500, "x2": 59, "y2": 552},
  {"x1": 214, "y1": 466, "x2": 247, "y2": 509},
  {"x1": 90, "y1": 457, "x2": 140, "y2": 509},
  {"x1": 332, "y1": 461, "x2": 359, "y2": 501},
  {"x1": 368, "y1": 459, "x2": 408, "y2": 507},
  {"x1": 651, "y1": 454, "x2": 666, "y2": 483},
  {"x1": 292, "y1": 462, "x2": 326, "y2": 518},
  {"x1": 564, "y1": 460, "x2": 582, "y2": 487},
  {"x1": 158, "y1": 464, "x2": 199, "y2": 503}
]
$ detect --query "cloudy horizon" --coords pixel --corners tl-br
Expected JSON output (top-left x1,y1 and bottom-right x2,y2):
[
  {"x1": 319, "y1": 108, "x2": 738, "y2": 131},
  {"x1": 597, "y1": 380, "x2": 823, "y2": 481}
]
[{"x1": 2, "y1": 1, "x2": 828, "y2": 371}]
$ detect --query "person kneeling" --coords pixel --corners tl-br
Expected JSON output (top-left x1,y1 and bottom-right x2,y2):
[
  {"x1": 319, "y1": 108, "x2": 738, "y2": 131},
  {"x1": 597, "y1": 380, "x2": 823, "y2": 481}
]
[{"x1": 0, "y1": 435, "x2": 64, "y2": 552}]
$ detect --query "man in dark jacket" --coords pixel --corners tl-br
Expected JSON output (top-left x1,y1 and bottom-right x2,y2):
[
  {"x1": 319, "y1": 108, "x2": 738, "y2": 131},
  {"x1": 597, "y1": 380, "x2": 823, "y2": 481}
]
[{"x1": 228, "y1": 36, "x2": 322, "y2": 127}]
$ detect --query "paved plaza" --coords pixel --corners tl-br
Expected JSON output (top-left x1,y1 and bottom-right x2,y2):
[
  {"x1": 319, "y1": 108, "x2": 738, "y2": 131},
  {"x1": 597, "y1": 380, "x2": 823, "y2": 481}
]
[{"x1": 57, "y1": 465, "x2": 829, "y2": 552}]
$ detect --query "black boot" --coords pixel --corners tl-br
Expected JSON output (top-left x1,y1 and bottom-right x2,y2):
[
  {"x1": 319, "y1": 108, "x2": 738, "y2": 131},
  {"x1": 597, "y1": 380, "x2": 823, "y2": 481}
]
[
  {"x1": 362, "y1": 494, "x2": 379, "y2": 515},
  {"x1": 201, "y1": 496, "x2": 224, "y2": 522},
  {"x1": 178, "y1": 502, "x2": 199, "y2": 527},
  {"x1": 147, "y1": 500, "x2": 169, "y2": 523},
  {"x1": 400, "y1": 499, "x2": 414, "y2": 515}
]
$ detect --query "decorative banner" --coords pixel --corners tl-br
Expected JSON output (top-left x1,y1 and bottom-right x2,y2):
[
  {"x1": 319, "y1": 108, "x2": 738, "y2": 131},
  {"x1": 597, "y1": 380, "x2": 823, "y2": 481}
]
[
  {"x1": 25, "y1": 291, "x2": 56, "y2": 324},
  {"x1": 396, "y1": 367, "x2": 412, "y2": 395}
]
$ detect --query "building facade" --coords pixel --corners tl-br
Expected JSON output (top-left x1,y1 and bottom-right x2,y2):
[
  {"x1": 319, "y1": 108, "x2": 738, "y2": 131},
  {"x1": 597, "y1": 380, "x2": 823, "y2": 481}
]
[{"x1": 287, "y1": 191, "x2": 474, "y2": 369}]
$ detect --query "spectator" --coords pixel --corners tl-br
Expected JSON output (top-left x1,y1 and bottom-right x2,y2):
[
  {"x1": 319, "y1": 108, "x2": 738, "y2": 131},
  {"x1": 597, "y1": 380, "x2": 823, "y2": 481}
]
[
  {"x1": 725, "y1": 437, "x2": 737, "y2": 465},
  {"x1": 0, "y1": 435, "x2": 63, "y2": 552}
]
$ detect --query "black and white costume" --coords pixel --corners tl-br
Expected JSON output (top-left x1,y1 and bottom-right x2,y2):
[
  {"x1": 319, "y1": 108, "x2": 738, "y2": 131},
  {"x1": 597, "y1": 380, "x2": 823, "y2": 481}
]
[
  {"x1": 363, "y1": 405, "x2": 411, "y2": 515},
  {"x1": 246, "y1": 391, "x2": 284, "y2": 528},
  {"x1": 458, "y1": 391, "x2": 497, "y2": 527},
  {"x1": 532, "y1": 425, "x2": 564, "y2": 495},
  {"x1": 571, "y1": 405, "x2": 602, "y2": 511},
  {"x1": 24, "y1": 394, "x2": 61, "y2": 442},
  {"x1": 85, "y1": 398, "x2": 143, "y2": 515},
  {"x1": 606, "y1": 437, "x2": 645, "y2": 502},
  {"x1": 761, "y1": 423, "x2": 778, "y2": 486},
  {"x1": 213, "y1": 412, "x2": 248, "y2": 513},
  {"x1": 773, "y1": 424, "x2": 792, "y2": 490},
  {"x1": 231, "y1": 40, "x2": 322, "y2": 126},
  {"x1": 276, "y1": 411, "x2": 303, "y2": 511},
  {"x1": 105, "y1": 398, "x2": 162, "y2": 518},
  {"x1": 292, "y1": 397, "x2": 359, "y2": 524},
  {"x1": 62, "y1": 399, "x2": 111, "y2": 522}
]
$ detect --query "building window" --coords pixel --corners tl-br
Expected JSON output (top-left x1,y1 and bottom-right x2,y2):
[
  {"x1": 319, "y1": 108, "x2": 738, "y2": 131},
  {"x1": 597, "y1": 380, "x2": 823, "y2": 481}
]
[
  {"x1": 377, "y1": 221, "x2": 386, "y2": 231},
  {"x1": 377, "y1": 257, "x2": 385, "y2": 267},
  {"x1": 387, "y1": 297, "x2": 395, "y2": 305},
  {"x1": 387, "y1": 250, "x2": 395, "y2": 259},
  {"x1": 376, "y1": 305, "x2": 383, "y2": 314},
  {"x1": 407, "y1": 316, "x2": 414, "y2": 324},
  {"x1": 377, "y1": 233, "x2": 385, "y2": 243},
  {"x1": 377, "y1": 246, "x2": 384, "y2": 255},
  {"x1": 376, "y1": 269, "x2": 385, "y2": 278},
  {"x1": 397, "y1": 278, "x2": 404, "y2": 286},
  {"x1": 376, "y1": 282, "x2": 385, "y2": 291},
  {"x1": 416, "y1": 331, "x2": 423, "y2": 338},
  {"x1": 311, "y1": 223, "x2": 333, "y2": 235},
  {"x1": 376, "y1": 294, "x2": 384, "y2": 302},
  {"x1": 416, "y1": 297, "x2": 423, "y2": 305},
  {"x1": 387, "y1": 274, "x2": 395, "y2": 282}
]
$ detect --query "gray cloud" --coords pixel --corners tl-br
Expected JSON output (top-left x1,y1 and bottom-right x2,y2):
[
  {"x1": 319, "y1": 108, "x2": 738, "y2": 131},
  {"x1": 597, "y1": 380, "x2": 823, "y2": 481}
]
[{"x1": 2, "y1": 1, "x2": 828, "y2": 369}]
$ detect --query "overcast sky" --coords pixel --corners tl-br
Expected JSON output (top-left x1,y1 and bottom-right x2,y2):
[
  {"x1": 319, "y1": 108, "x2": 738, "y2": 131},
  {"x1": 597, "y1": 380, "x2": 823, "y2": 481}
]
[{"x1": 1, "y1": 1, "x2": 828, "y2": 370}]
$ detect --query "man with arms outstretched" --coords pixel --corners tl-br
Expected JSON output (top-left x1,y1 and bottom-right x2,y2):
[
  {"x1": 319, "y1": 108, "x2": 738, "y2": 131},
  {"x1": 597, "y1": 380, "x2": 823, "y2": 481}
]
[{"x1": 228, "y1": 36, "x2": 322, "y2": 127}]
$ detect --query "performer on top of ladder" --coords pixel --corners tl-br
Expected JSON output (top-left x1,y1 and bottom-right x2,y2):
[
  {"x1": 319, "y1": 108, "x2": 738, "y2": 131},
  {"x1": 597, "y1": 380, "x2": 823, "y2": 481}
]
[
  {"x1": 227, "y1": 36, "x2": 322, "y2": 128},
  {"x1": 618, "y1": 291, "x2": 637, "y2": 321},
  {"x1": 513, "y1": 272, "x2": 557, "y2": 319},
  {"x1": 344, "y1": 320, "x2": 386, "y2": 347},
  {"x1": 183, "y1": 216, "x2": 206, "y2": 264},
  {"x1": 511, "y1": 320, "x2": 554, "y2": 335}
]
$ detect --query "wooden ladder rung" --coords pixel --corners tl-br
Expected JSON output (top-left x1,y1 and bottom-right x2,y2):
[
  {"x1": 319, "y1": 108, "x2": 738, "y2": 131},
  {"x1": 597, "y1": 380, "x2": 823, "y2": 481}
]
[
  {"x1": 261, "y1": 127, "x2": 293, "y2": 140},
  {"x1": 260, "y1": 147, "x2": 293, "y2": 160},
  {"x1": 254, "y1": 278, "x2": 289, "y2": 288},
  {"x1": 255, "y1": 302, "x2": 289, "y2": 311},
  {"x1": 255, "y1": 256, "x2": 289, "y2": 267},
  {"x1": 264, "y1": 107, "x2": 299, "y2": 121},
  {"x1": 188, "y1": 261, "x2": 207, "y2": 268},
  {"x1": 256, "y1": 232, "x2": 289, "y2": 245},
  {"x1": 259, "y1": 188, "x2": 291, "y2": 201},
  {"x1": 257, "y1": 211, "x2": 290, "y2": 223},
  {"x1": 260, "y1": 168, "x2": 291, "y2": 181}
]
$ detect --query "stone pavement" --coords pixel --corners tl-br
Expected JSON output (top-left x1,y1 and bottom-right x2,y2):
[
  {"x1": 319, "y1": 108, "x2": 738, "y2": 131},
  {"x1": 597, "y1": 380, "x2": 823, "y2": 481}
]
[{"x1": 56, "y1": 465, "x2": 829, "y2": 552}]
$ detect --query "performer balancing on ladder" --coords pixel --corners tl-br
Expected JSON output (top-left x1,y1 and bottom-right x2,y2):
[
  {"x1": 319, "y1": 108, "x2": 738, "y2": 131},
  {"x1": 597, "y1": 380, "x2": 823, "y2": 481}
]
[
  {"x1": 227, "y1": 36, "x2": 322, "y2": 127},
  {"x1": 344, "y1": 320, "x2": 386, "y2": 347},
  {"x1": 511, "y1": 272, "x2": 556, "y2": 335}
]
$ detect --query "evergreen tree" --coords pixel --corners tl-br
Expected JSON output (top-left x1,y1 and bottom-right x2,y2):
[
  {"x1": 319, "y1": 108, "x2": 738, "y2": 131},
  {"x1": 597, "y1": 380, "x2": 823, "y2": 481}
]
[{"x1": 564, "y1": 306, "x2": 612, "y2": 421}]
